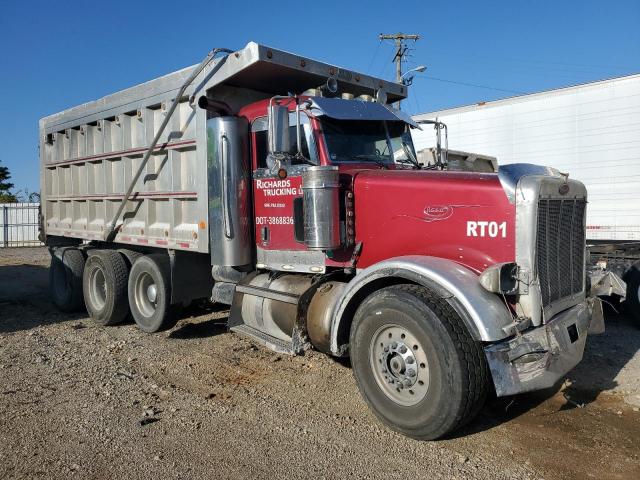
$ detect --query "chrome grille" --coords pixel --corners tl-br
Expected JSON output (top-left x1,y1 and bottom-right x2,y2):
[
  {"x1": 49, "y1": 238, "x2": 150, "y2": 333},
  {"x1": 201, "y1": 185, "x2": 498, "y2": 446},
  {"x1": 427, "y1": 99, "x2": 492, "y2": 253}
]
[{"x1": 536, "y1": 198, "x2": 586, "y2": 308}]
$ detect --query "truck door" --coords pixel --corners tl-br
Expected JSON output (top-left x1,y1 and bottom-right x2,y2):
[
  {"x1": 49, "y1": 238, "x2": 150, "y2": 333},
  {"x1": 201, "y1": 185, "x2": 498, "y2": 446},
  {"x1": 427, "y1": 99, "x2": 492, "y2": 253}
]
[{"x1": 250, "y1": 113, "x2": 322, "y2": 269}]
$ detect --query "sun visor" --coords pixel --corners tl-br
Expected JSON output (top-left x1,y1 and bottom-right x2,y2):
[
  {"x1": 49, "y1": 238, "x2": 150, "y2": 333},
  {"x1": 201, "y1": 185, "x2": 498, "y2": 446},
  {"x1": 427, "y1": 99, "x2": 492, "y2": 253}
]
[
  {"x1": 383, "y1": 104, "x2": 421, "y2": 129},
  {"x1": 307, "y1": 97, "x2": 420, "y2": 129}
]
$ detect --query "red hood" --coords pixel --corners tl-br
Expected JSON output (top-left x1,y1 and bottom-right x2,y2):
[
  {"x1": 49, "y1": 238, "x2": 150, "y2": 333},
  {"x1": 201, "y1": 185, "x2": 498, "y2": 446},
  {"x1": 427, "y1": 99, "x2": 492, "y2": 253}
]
[{"x1": 352, "y1": 169, "x2": 515, "y2": 273}]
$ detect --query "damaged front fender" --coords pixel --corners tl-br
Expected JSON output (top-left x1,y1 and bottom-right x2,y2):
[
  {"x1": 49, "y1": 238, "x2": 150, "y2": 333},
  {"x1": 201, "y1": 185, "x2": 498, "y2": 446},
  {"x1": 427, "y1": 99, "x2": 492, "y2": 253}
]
[{"x1": 485, "y1": 301, "x2": 590, "y2": 397}]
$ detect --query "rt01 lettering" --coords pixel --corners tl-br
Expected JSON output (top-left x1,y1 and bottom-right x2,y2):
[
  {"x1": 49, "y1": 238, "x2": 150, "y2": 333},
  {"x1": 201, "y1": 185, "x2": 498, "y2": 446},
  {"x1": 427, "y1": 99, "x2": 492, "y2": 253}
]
[{"x1": 467, "y1": 221, "x2": 507, "y2": 238}]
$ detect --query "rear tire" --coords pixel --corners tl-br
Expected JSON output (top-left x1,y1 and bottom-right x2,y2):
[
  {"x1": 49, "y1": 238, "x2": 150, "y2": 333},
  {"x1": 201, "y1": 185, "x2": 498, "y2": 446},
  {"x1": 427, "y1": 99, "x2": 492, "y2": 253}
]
[
  {"x1": 128, "y1": 254, "x2": 179, "y2": 333},
  {"x1": 83, "y1": 250, "x2": 130, "y2": 326},
  {"x1": 49, "y1": 247, "x2": 85, "y2": 312},
  {"x1": 349, "y1": 284, "x2": 488, "y2": 440},
  {"x1": 623, "y1": 263, "x2": 640, "y2": 326}
]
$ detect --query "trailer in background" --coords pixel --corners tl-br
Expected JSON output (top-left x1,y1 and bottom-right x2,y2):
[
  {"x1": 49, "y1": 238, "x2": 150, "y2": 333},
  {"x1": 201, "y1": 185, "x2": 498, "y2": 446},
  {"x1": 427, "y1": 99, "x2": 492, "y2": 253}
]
[{"x1": 412, "y1": 73, "x2": 640, "y2": 324}]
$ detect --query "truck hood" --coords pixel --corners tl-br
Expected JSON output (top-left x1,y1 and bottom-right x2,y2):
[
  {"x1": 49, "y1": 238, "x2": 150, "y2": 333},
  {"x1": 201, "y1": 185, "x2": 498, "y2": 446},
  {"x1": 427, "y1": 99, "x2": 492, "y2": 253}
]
[{"x1": 351, "y1": 169, "x2": 516, "y2": 273}]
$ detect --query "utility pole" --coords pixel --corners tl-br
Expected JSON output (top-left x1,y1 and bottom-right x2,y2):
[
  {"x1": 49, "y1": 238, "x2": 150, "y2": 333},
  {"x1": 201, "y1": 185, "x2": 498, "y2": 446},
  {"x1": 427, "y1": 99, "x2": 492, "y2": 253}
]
[
  {"x1": 379, "y1": 32, "x2": 421, "y2": 83},
  {"x1": 379, "y1": 33, "x2": 420, "y2": 109}
]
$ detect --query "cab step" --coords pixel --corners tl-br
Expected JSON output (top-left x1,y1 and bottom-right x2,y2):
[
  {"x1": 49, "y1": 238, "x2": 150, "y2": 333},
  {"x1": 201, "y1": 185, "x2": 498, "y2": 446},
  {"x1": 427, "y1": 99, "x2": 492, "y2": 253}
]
[
  {"x1": 228, "y1": 273, "x2": 310, "y2": 355},
  {"x1": 230, "y1": 324, "x2": 296, "y2": 355}
]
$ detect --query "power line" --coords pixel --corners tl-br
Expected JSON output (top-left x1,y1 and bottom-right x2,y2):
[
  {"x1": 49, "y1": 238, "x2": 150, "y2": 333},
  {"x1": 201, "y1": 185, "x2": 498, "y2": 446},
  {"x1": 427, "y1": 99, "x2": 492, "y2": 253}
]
[
  {"x1": 367, "y1": 40, "x2": 383, "y2": 73},
  {"x1": 417, "y1": 75, "x2": 525, "y2": 95}
]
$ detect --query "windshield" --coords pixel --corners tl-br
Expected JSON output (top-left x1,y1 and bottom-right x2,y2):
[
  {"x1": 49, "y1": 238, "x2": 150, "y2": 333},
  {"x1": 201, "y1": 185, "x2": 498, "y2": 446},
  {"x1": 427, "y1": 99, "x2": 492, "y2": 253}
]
[{"x1": 320, "y1": 118, "x2": 415, "y2": 164}]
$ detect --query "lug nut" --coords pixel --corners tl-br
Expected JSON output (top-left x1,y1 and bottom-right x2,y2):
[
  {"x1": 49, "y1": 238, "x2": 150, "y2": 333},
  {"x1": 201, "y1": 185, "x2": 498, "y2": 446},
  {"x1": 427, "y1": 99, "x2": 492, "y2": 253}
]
[
  {"x1": 383, "y1": 346, "x2": 389, "y2": 352},
  {"x1": 391, "y1": 342, "x2": 398, "y2": 349},
  {"x1": 407, "y1": 369, "x2": 416, "y2": 377},
  {"x1": 406, "y1": 357, "x2": 415, "y2": 364},
  {"x1": 399, "y1": 345, "x2": 407, "y2": 354},
  {"x1": 403, "y1": 379, "x2": 412, "y2": 387}
]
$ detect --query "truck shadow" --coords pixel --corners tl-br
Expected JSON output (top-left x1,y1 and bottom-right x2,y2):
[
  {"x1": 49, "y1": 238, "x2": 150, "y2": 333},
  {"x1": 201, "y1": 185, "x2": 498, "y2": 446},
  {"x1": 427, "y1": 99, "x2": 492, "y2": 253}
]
[
  {"x1": 0, "y1": 262, "x2": 231, "y2": 337},
  {"x1": 0, "y1": 263, "x2": 87, "y2": 334},
  {"x1": 560, "y1": 308, "x2": 639, "y2": 409},
  {"x1": 451, "y1": 308, "x2": 640, "y2": 438},
  {"x1": 168, "y1": 303, "x2": 229, "y2": 339}
]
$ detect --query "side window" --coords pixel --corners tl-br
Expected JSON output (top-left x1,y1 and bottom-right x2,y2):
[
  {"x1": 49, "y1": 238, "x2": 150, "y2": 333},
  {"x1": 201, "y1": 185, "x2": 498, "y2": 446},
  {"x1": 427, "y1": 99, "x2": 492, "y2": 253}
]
[
  {"x1": 251, "y1": 113, "x2": 318, "y2": 169},
  {"x1": 252, "y1": 117, "x2": 269, "y2": 169}
]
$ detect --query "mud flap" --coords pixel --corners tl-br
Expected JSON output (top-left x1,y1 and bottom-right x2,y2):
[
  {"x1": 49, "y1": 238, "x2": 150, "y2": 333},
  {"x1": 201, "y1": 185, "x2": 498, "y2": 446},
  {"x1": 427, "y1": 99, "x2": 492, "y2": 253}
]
[{"x1": 587, "y1": 297, "x2": 605, "y2": 335}]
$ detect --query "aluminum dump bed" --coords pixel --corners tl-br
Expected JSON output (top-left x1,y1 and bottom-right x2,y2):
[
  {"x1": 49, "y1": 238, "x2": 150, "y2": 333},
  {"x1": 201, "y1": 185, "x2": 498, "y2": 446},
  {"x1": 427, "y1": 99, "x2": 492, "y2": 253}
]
[{"x1": 40, "y1": 41, "x2": 405, "y2": 253}]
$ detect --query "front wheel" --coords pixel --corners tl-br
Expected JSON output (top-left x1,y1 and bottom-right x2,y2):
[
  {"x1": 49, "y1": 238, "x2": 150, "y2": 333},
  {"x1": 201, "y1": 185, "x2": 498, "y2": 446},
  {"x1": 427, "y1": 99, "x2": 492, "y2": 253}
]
[{"x1": 349, "y1": 284, "x2": 489, "y2": 440}]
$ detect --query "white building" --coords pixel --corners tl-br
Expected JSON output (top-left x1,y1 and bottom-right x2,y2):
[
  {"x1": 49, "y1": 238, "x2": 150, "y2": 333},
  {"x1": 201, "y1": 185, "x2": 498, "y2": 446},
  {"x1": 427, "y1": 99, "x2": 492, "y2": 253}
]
[{"x1": 412, "y1": 74, "x2": 640, "y2": 241}]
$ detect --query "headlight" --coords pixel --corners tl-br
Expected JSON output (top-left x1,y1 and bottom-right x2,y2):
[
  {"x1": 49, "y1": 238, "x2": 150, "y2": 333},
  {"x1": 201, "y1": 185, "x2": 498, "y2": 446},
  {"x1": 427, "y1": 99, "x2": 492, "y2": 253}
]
[{"x1": 479, "y1": 262, "x2": 518, "y2": 294}]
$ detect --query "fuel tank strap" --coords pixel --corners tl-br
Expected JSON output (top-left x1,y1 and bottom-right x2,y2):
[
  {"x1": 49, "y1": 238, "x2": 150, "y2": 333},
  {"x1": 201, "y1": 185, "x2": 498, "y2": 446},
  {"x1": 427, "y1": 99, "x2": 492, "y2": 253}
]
[{"x1": 235, "y1": 284, "x2": 300, "y2": 305}]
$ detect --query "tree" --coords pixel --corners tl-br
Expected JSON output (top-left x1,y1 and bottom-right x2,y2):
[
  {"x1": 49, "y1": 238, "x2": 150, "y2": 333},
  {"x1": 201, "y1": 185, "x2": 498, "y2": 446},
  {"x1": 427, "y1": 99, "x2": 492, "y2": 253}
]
[
  {"x1": 0, "y1": 160, "x2": 18, "y2": 203},
  {"x1": 15, "y1": 189, "x2": 40, "y2": 203}
]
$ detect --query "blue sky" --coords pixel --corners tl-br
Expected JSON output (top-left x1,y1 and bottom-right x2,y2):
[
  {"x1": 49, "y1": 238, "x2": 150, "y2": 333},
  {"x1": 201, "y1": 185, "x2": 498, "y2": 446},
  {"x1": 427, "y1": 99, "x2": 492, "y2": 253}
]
[{"x1": 1, "y1": 0, "x2": 638, "y2": 193}]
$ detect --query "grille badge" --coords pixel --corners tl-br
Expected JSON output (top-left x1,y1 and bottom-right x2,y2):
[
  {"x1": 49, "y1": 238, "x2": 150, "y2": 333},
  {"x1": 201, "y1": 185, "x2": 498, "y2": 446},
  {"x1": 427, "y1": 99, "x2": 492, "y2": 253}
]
[{"x1": 558, "y1": 183, "x2": 570, "y2": 195}]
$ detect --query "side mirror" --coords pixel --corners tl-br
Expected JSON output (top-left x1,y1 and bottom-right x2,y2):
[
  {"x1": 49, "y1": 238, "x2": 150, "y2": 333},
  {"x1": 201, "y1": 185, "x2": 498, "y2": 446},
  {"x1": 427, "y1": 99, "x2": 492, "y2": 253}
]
[{"x1": 268, "y1": 104, "x2": 291, "y2": 153}]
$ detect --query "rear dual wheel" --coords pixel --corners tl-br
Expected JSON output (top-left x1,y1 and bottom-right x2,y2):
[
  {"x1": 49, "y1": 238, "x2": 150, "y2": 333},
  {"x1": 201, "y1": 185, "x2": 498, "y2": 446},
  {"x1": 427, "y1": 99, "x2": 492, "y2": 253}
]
[
  {"x1": 350, "y1": 284, "x2": 489, "y2": 440},
  {"x1": 49, "y1": 247, "x2": 85, "y2": 312},
  {"x1": 128, "y1": 254, "x2": 180, "y2": 333},
  {"x1": 53, "y1": 247, "x2": 179, "y2": 332},
  {"x1": 83, "y1": 250, "x2": 130, "y2": 325}
]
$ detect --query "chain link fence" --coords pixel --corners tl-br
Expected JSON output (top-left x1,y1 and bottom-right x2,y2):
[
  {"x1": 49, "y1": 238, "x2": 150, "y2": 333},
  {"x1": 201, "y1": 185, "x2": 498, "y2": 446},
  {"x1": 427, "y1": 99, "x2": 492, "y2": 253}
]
[{"x1": 0, "y1": 203, "x2": 43, "y2": 247}]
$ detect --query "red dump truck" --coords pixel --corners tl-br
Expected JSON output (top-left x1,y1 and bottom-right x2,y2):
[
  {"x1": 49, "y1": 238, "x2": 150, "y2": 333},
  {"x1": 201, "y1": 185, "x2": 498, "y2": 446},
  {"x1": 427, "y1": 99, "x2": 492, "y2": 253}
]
[{"x1": 39, "y1": 42, "x2": 602, "y2": 439}]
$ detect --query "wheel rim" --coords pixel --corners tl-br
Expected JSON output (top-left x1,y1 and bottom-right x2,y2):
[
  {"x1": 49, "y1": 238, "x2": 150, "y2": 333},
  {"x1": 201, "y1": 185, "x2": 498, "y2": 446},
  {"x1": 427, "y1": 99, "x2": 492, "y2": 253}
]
[
  {"x1": 88, "y1": 264, "x2": 107, "y2": 311},
  {"x1": 134, "y1": 271, "x2": 157, "y2": 318},
  {"x1": 369, "y1": 323, "x2": 430, "y2": 406}
]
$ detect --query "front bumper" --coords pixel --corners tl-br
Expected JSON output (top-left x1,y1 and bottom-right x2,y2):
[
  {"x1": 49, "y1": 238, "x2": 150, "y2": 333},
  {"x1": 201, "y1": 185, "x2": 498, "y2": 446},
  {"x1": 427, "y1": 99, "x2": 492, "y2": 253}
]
[{"x1": 485, "y1": 302, "x2": 591, "y2": 397}]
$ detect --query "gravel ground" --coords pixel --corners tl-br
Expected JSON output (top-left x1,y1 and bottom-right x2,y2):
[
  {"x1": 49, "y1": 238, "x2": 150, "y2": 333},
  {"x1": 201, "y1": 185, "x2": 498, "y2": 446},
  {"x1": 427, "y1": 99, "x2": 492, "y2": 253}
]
[{"x1": 0, "y1": 247, "x2": 639, "y2": 480}]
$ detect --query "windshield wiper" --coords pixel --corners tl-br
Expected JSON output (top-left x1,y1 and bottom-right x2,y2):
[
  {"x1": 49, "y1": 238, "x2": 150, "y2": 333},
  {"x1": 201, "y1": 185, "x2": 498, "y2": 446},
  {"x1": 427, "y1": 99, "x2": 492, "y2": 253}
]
[
  {"x1": 401, "y1": 141, "x2": 421, "y2": 169},
  {"x1": 354, "y1": 154, "x2": 389, "y2": 169},
  {"x1": 396, "y1": 158, "x2": 420, "y2": 168}
]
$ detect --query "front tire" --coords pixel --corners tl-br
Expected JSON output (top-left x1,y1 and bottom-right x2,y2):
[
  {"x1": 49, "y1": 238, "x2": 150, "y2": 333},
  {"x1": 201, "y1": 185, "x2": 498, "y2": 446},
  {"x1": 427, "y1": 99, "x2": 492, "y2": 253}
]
[
  {"x1": 128, "y1": 254, "x2": 179, "y2": 333},
  {"x1": 83, "y1": 250, "x2": 130, "y2": 326},
  {"x1": 349, "y1": 284, "x2": 488, "y2": 440}
]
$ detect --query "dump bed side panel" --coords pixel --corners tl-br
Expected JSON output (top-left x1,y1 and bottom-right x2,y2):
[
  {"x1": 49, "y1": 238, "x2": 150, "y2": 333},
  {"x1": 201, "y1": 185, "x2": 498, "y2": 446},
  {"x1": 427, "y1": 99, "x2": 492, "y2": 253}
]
[{"x1": 40, "y1": 75, "x2": 210, "y2": 253}]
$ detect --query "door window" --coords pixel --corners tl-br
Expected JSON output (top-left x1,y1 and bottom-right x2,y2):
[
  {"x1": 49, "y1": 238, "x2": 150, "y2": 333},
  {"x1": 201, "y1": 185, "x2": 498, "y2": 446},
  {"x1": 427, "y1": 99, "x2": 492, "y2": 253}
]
[{"x1": 251, "y1": 113, "x2": 319, "y2": 168}]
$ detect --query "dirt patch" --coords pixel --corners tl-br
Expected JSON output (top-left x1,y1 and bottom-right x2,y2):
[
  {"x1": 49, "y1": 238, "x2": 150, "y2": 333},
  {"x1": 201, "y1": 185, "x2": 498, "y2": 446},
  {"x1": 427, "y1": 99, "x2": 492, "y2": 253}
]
[{"x1": 0, "y1": 247, "x2": 639, "y2": 479}]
